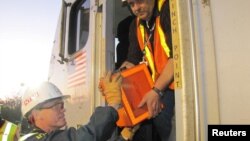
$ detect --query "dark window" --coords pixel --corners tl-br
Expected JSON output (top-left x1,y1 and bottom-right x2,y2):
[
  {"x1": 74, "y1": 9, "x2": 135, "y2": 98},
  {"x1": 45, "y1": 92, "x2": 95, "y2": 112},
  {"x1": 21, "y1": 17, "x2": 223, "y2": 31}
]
[{"x1": 68, "y1": 0, "x2": 90, "y2": 55}]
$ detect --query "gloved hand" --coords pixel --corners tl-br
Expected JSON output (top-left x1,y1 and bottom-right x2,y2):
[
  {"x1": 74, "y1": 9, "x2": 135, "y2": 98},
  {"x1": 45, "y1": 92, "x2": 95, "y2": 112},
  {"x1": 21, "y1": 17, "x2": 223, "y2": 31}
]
[
  {"x1": 121, "y1": 125, "x2": 140, "y2": 140},
  {"x1": 99, "y1": 72, "x2": 122, "y2": 107}
]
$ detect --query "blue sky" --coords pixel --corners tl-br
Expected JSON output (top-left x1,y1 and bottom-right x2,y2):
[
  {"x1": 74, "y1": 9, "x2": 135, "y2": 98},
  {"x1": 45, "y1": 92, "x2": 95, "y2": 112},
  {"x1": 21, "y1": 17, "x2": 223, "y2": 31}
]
[{"x1": 0, "y1": 0, "x2": 61, "y2": 98}]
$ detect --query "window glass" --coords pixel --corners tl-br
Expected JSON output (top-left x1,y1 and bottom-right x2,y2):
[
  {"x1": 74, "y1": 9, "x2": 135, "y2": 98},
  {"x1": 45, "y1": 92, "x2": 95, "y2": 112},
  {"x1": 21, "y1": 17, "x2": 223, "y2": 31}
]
[{"x1": 68, "y1": 0, "x2": 90, "y2": 55}]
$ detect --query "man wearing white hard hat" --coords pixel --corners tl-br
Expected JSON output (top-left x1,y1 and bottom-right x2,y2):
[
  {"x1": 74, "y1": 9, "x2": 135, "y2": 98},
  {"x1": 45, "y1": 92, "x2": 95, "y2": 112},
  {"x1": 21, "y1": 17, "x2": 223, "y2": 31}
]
[{"x1": 19, "y1": 72, "x2": 125, "y2": 141}]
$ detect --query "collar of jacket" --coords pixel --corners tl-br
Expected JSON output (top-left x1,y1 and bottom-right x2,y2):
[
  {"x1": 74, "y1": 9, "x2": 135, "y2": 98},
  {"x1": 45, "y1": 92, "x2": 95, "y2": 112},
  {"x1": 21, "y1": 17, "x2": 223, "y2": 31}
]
[{"x1": 32, "y1": 126, "x2": 47, "y2": 134}]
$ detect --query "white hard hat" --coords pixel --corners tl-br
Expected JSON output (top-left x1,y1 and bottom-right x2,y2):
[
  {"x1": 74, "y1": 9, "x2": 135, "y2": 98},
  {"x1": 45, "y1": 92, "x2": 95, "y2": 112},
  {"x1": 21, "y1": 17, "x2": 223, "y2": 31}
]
[{"x1": 21, "y1": 82, "x2": 69, "y2": 117}]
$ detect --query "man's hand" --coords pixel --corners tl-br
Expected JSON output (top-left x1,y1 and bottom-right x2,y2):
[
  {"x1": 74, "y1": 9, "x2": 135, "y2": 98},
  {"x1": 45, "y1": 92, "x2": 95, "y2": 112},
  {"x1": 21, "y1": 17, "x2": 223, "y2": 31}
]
[
  {"x1": 138, "y1": 90, "x2": 161, "y2": 118},
  {"x1": 120, "y1": 61, "x2": 135, "y2": 69},
  {"x1": 121, "y1": 125, "x2": 140, "y2": 140},
  {"x1": 99, "y1": 72, "x2": 122, "y2": 108}
]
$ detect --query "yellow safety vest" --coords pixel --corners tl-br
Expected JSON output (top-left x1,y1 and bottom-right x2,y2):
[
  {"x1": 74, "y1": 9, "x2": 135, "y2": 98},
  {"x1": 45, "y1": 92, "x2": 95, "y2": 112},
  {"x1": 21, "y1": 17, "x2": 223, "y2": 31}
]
[
  {"x1": 0, "y1": 120, "x2": 18, "y2": 141},
  {"x1": 136, "y1": 0, "x2": 174, "y2": 89}
]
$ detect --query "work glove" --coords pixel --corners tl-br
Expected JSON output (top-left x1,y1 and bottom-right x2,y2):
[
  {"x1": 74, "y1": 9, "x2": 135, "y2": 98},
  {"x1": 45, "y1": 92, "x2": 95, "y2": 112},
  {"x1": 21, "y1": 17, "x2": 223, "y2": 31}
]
[
  {"x1": 99, "y1": 72, "x2": 122, "y2": 107},
  {"x1": 121, "y1": 125, "x2": 140, "y2": 141}
]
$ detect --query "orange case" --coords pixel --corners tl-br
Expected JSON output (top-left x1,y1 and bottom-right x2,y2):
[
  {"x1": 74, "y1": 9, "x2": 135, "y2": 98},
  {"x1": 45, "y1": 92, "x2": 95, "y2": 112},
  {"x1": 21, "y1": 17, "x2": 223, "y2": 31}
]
[{"x1": 116, "y1": 63, "x2": 153, "y2": 127}]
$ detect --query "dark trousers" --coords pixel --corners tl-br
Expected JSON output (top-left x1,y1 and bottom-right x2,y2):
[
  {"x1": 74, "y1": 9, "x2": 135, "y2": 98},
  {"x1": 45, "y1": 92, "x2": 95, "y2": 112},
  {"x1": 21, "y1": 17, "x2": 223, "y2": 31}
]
[{"x1": 133, "y1": 89, "x2": 175, "y2": 141}]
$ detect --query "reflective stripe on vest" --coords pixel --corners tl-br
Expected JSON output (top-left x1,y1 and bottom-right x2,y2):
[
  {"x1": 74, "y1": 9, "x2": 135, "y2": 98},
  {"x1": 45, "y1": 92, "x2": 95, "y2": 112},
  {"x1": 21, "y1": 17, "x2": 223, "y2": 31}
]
[
  {"x1": 156, "y1": 17, "x2": 171, "y2": 57},
  {"x1": 158, "y1": 0, "x2": 165, "y2": 11},
  {"x1": 18, "y1": 133, "x2": 38, "y2": 141},
  {"x1": 0, "y1": 121, "x2": 17, "y2": 141},
  {"x1": 138, "y1": 24, "x2": 157, "y2": 81}
]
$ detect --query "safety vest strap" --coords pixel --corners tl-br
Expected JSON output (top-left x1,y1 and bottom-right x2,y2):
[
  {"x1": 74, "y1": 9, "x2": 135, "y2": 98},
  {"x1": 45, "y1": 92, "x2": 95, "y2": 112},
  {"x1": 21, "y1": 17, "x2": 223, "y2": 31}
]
[
  {"x1": 137, "y1": 19, "x2": 157, "y2": 81},
  {"x1": 0, "y1": 121, "x2": 18, "y2": 141},
  {"x1": 18, "y1": 133, "x2": 38, "y2": 141},
  {"x1": 156, "y1": 17, "x2": 170, "y2": 57},
  {"x1": 158, "y1": 0, "x2": 165, "y2": 11}
]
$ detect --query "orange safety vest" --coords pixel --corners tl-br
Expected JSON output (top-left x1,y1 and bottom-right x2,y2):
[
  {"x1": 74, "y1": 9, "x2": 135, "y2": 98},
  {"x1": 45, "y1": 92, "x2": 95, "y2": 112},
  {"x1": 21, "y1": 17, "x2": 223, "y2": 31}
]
[{"x1": 136, "y1": 0, "x2": 174, "y2": 89}]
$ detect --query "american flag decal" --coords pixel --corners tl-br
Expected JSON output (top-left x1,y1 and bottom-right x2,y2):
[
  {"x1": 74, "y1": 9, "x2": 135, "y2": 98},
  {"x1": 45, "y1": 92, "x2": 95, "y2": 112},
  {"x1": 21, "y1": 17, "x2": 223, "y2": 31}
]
[{"x1": 67, "y1": 50, "x2": 87, "y2": 88}]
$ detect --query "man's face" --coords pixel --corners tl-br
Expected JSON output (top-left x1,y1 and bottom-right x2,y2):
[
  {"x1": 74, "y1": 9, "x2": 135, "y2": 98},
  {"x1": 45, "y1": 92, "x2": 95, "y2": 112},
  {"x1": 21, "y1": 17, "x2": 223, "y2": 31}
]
[
  {"x1": 35, "y1": 98, "x2": 67, "y2": 130},
  {"x1": 127, "y1": 0, "x2": 155, "y2": 21}
]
